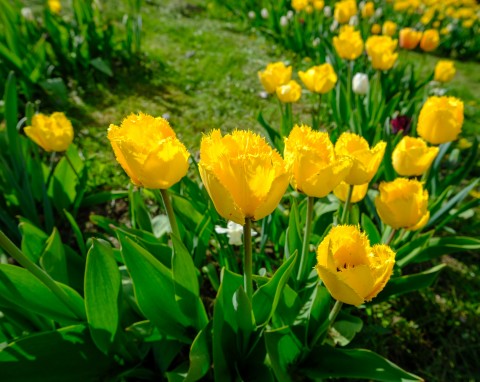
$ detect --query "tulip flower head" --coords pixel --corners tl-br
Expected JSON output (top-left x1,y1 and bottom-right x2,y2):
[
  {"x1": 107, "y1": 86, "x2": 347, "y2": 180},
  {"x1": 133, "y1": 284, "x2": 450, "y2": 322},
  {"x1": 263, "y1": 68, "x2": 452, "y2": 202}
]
[
  {"x1": 334, "y1": 0, "x2": 357, "y2": 24},
  {"x1": 335, "y1": 133, "x2": 386, "y2": 185},
  {"x1": 434, "y1": 60, "x2": 456, "y2": 83},
  {"x1": 352, "y1": 73, "x2": 369, "y2": 95},
  {"x1": 292, "y1": 0, "x2": 309, "y2": 12},
  {"x1": 417, "y1": 96, "x2": 464, "y2": 145},
  {"x1": 48, "y1": 0, "x2": 61, "y2": 14},
  {"x1": 24, "y1": 112, "x2": 74, "y2": 152},
  {"x1": 399, "y1": 28, "x2": 422, "y2": 50},
  {"x1": 382, "y1": 21, "x2": 397, "y2": 36},
  {"x1": 392, "y1": 137, "x2": 439, "y2": 176},
  {"x1": 334, "y1": 181, "x2": 369, "y2": 203},
  {"x1": 276, "y1": 80, "x2": 302, "y2": 103},
  {"x1": 366, "y1": 35, "x2": 398, "y2": 71},
  {"x1": 375, "y1": 178, "x2": 430, "y2": 231},
  {"x1": 298, "y1": 63, "x2": 338, "y2": 94},
  {"x1": 420, "y1": 29, "x2": 440, "y2": 52},
  {"x1": 333, "y1": 25, "x2": 364, "y2": 60},
  {"x1": 258, "y1": 62, "x2": 292, "y2": 94},
  {"x1": 361, "y1": 1, "x2": 375, "y2": 18},
  {"x1": 108, "y1": 113, "x2": 190, "y2": 189},
  {"x1": 199, "y1": 130, "x2": 289, "y2": 225},
  {"x1": 316, "y1": 225, "x2": 395, "y2": 306},
  {"x1": 215, "y1": 221, "x2": 258, "y2": 246},
  {"x1": 284, "y1": 125, "x2": 352, "y2": 198},
  {"x1": 390, "y1": 115, "x2": 412, "y2": 135}
]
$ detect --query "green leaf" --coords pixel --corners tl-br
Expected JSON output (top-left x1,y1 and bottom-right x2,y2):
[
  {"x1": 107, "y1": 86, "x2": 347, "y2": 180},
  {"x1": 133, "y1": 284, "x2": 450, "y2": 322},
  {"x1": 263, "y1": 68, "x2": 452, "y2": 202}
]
[
  {"x1": 129, "y1": 188, "x2": 153, "y2": 233},
  {"x1": 40, "y1": 228, "x2": 69, "y2": 284},
  {"x1": 63, "y1": 210, "x2": 86, "y2": 256},
  {"x1": 285, "y1": 198, "x2": 302, "y2": 260},
  {"x1": 0, "y1": 264, "x2": 84, "y2": 324},
  {"x1": 80, "y1": 190, "x2": 128, "y2": 207},
  {"x1": 375, "y1": 264, "x2": 446, "y2": 303},
  {"x1": 19, "y1": 221, "x2": 48, "y2": 264},
  {"x1": 396, "y1": 232, "x2": 433, "y2": 268},
  {"x1": 361, "y1": 214, "x2": 381, "y2": 245},
  {"x1": 301, "y1": 346, "x2": 422, "y2": 381},
  {"x1": 4, "y1": 72, "x2": 20, "y2": 176},
  {"x1": 330, "y1": 312, "x2": 363, "y2": 346},
  {"x1": 85, "y1": 239, "x2": 121, "y2": 355},
  {"x1": 410, "y1": 236, "x2": 480, "y2": 264},
  {"x1": 119, "y1": 235, "x2": 191, "y2": 342},
  {"x1": 252, "y1": 251, "x2": 297, "y2": 326},
  {"x1": 90, "y1": 57, "x2": 113, "y2": 77},
  {"x1": 185, "y1": 321, "x2": 212, "y2": 382},
  {"x1": 0, "y1": 325, "x2": 113, "y2": 382},
  {"x1": 305, "y1": 284, "x2": 331, "y2": 344}
]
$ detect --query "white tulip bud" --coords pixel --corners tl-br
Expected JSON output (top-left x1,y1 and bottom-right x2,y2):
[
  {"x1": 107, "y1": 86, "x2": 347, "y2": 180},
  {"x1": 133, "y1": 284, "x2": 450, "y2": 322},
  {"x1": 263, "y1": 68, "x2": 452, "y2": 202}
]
[
  {"x1": 324, "y1": 6, "x2": 332, "y2": 17},
  {"x1": 248, "y1": 11, "x2": 256, "y2": 19},
  {"x1": 287, "y1": 10, "x2": 294, "y2": 19},
  {"x1": 374, "y1": 8, "x2": 383, "y2": 18},
  {"x1": 349, "y1": 15, "x2": 359, "y2": 26},
  {"x1": 352, "y1": 73, "x2": 369, "y2": 95},
  {"x1": 21, "y1": 7, "x2": 34, "y2": 21},
  {"x1": 261, "y1": 8, "x2": 269, "y2": 19},
  {"x1": 312, "y1": 37, "x2": 321, "y2": 47}
]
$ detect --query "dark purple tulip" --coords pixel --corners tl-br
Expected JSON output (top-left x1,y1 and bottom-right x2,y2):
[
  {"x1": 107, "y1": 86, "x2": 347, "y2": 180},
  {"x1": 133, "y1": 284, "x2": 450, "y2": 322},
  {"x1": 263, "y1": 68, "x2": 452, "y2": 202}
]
[{"x1": 391, "y1": 115, "x2": 412, "y2": 135}]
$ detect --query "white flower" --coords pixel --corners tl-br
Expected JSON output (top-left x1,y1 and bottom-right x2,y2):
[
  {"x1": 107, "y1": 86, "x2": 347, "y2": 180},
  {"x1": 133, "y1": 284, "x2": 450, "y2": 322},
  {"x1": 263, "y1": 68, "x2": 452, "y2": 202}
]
[
  {"x1": 374, "y1": 8, "x2": 383, "y2": 18},
  {"x1": 324, "y1": 5, "x2": 332, "y2": 17},
  {"x1": 312, "y1": 37, "x2": 321, "y2": 47},
  {"x1": 352, "y1": 73, "x2": 369, "y2": 95},
  {"x1": 359, "y1": 1, "x2": 366, "y2": 10},
  {"x1": 21, "y1": 7, "x2": 34, "y2": 21},
  {"x1": 287, "y1": 10, "x2": 294, "y2": 19},
  {"x1": 215, "y1": 221, "x2": 257, "y2": 246},
  {"x1": 248, "y1": 11, "x2": 256, "y2": 19},
  {"x1": 349, "y1": 15, "x2": 359, "y2": 26},
  {"x1": 280, "y1": 15, "x2": 289, "y2": 27},
  {"x1": 261, "y1": 8, "x2": 269, "y2": 19},
  {"x1": 330, "y1": 20, "x2": 339, "y2": 32}
]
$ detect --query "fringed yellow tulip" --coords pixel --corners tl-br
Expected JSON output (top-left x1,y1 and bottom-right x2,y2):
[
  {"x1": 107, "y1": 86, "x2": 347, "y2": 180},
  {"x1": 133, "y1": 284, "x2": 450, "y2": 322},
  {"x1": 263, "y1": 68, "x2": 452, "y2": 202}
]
[
  {"x1": 334, "y1": 0, "x2": 357, "y2": 23},
  {"x1": 375, "y1": 178, "x2": 429, "y2": 231},
  {"x1": 399, "y1": 28, "x2": 422, "y2": 50},
  {"x1": 366, "y1": 35, "x2": 398, "y2": 71},
  {"x1": 382, "y1": 21, "x2": 397, "y2": 36},
  {"x1": 199, "y1": 130, "x2": 289, "y2": 225},
  {"x1": 420, "y1": 29, "x2": 440, "y2": 52},
  {"x1": 298, "y1": 63, "x2": 337, "y2": 94},
  {"x1": 276, "y1": 80, "x2": 302, "y2": 103},
  {"x1": 434, "y1": 60, "x2": 456, "y2": 83},
  {"x1": 292, "y1": 0, "x2": 309, "y2": 11},
  {"x1": 392, "y1": 137, "x2": 439, "y2": 176},
  {"x1": 108, "y1": 113, "x2": 190, "y2": 189},
  {"x1": 316, "y1": 225, "x2": 395, "y2": 306},
  {"x1": 333, "y1": 26, "x2": 364, "y2": 60},
  {"x1": 258, "y1": 62, "x2": 292, "y2": 94},
  {"x1": 24, "y1": 112, "x2": 73, "y2": 152},
  {"x1": 334, "y1": 182, "x2": 369, "y2": 203},
  {"x1": 335, "y1": 133, "x2": 386, "y2": 185},
  {"x1": 417, "y1": 96, "x2": 464, "y2": 145},
  {"x1": 284, "y1": 125, "x2": 352, "y2": 198},
  {"x1": 361, "y1": 2, "x2": 374, "y2": 18}
]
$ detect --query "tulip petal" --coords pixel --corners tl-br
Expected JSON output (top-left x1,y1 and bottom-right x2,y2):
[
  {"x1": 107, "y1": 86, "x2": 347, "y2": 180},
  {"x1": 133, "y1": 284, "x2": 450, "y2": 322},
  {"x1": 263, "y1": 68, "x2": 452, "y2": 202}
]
[
  {"x1": 253, "y1": 171, "x2": 289, "y2": 221},
  {"x1": 315, "y1": 264, "x2": 364, "y2": 306},
  {"x1": 302, "y1": 157, "x2": 352, "y2": 198},
  {"x1": 337, "y1": 264, "x2": 375, "y2": 301},
  {"x1": 365, "y1": 244, "x2": 395, "y2": 301},
  {"x1": 407, "y1": 210, "x2": 430, "y2": 231}
]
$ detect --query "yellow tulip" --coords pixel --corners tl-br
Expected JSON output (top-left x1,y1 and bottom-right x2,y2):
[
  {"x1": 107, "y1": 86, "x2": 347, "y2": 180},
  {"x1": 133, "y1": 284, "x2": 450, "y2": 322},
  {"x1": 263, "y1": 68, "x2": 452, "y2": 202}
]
[
  {"x1": 375, "y1": 178, "x2": 429, "y2": 231},
  {"x1": 24, "y1": 112, "x2": 73, "y2": 152},
  {"x1": 434, "y1": 60, "x2": 456, "y2": 83},
  {"x1": 107, "y1": 113, "x2": 190, "y2": 189},
  {"x1": 48, "y1": 0, "x2": 61, "y2": 14},
  {"x1": 291, "y1": 0, "x2": 309, "y2": 12},
  {"x1": 276, "y1": 80, "x2": 302, "y2": 103},
  {"x1": 334, "y1": 182, "x2": 369, "y2": 203},
  {"x1": 199, "y1": 130, "x2": 289, "y2": 225},
  {"x1": 313, "y1": 0, "x2": 325, "y2": 10},
  {"x1": 333, "y1": 25, "x2": 364, "y2": 60},
  {"x1": 316, "y1": 225, "x2": 395, "y2": 306},
  {"x1": 382, "y1": 21, "x2": 397, "y2": 36},
  {"x1": 417, "y1": 96, "x2": 464, "y2": 145},
  {"x1": 371, "y1": 23, "x2": 382, "y2": 35},
  {"x1": 334, "y1": 0, "x2": 357, "y2": 23},
  {"x1": 366, "y1": 35, "x2": 398, "y2": 70},
  {"x1": 361, "y1": 2, "x2": 375, "y2": 18},
  {"x1": 392, "y1": 136, "x2": 439, "y2": 176},
  {"x1": 420, "y1": 29, "x2": 440, "y2": 52},
  {"x1": 258, "y1": 62, "x2": 292, "y2": 94},
  {"x1": 284, "y1": 125, "x2": 352, "y2": 198},
  {"x1": 335, "y1": 132, "x2": 386, "y2": 185},
  {"x1": 399, "y1": 28, "x2": 422, "y2": 50},
  {"x1": 298, "y1": 63, "x2": 337, "y2": 94}
]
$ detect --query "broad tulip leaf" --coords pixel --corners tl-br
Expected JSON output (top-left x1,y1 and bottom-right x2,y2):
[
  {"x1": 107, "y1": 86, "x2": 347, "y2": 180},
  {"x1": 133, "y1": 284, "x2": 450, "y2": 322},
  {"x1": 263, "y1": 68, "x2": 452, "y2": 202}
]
[
  {"x1": 19, "y1": 221, "x2": 48, "y2": 263},
  {"x1": 185, "y1": 321, "x2": 213, "y2": 382},
  {"x1": 375, "y1": 264, "x2": 446, "y2": 303},
  {"x1": 64, "y1": 209, "x2": 86, "y2": 256},
  {"x1": 410, "y1": 236, "x2": 480, "y2": 264},
  {"x1": 119, "y1": 235, "x2": 191, "y2": 343},
  {"x1": 396, "y1": 232, "x2": 433, "y2": 268},
  {"x1": 40, "y1": 228, "x2": 69, "y2": 284},
  {"x1": 285, "y1": 198, "x2": 302, "y2": 260},
  {"x1": 272, "y1": 284, "x2": 302, "y2": 327},
  {"x1": 305, "y1": 284, "x2": 331, "y2": 344},
  {"x1": 252, "y1": 251, "x2": 297, "y2": 326},
  {"x1": 129, "y1": 188, "x2": 153, "y2": 233},
  {"x1": 85, "y1": 239, "x2": 121, "y2": 355},
  {"x1": 301, "y1": 346, "x2": 422, "y2": 381},
  {"x1": 330, "y1": 312, "x2": 363, "y2": 347},
  {"x1": 0, "y1": 264, "x2": 84, "y2": 324},
  {"x1": 0, "y1": 325, "x2": 113, "y2": 382},
  {"x1": 361, "y1": 214, "x2": 381, "y2": 245}
]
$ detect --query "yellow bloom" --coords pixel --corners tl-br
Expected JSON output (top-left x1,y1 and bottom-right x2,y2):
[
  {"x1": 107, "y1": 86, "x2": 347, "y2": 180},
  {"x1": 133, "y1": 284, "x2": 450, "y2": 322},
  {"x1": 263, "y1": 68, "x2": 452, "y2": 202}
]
[
  {"x1": 392, "y1": 136, "x2": 439, "y2": 176},
  {"x1": 457, "y1": 138, "x2": 472, "y2": 150},
  {"x1": 366, "y1": 35, "x2": 398, "y2": 71},
  {"x1": 199, "y1": 130, "x2": 288, "y2": 225},
  {"x1": 48, "y1": 0, "x2": 61, "y2": 14},
  {"x1": 258, "y1": 62, "x2": 292, "y2": 94},
  {"x1": 316, "y1": 225, "x2": 395, "y2": 306},
  {"x1": 298, "y1": 63, "x2": 338, "y2": 94},
  {"x1": 361, "y1": 2, "x2": 375, "y2": 18},
  {"x1": 417, "y1": 96, "x2": 464, "y2": 145},
  {"x1": 335, "y1": 132, "x2": 386, "y2": 185},
  {"x1": 334, "y1": 0, "x2": 357, "y2": 23},
  {"x1": 462, "y1": 19, "x2": 475, "y2": 28},
  {"x1": 375, "y1": 178, "x2": 429, "y2": 231},
  {"x1": 371, "y1": 23, "x2": 382, "y2": 34},
  {"x1": 420, "y1": 29, "x2": 440, "y2": 52},
  {"x1": 399, "y1": 28, "x2": 422, "y2": 50},
  {"x1": 313, "y1": 0, "x2": 325, "y2": 10},
  {"x1": 334, "y1": 182, "x2": 369, "y2": 203},
  {"x1": 434, "y1": 60, "x2": 456, "y2": 83},
  {"x1": 333, "y1": 25, "x2": 364, "y2": 60},
  {"x1": 107, "y1": 113, "x2": 190, "y2": 189},
  {"x1": 292, "y1": 0, "x2": 309, "y2": 12},
  {"x1": 276, "y1": 80, "x2": 302, "y2": 103},
  {"x1": 24, "y1": 112, "x2": 73, "y2": 152},
  {"x1": 382, "y1": 21, "x2": 397, "y2": 36},
  {"x1": 440, "y1": 27, "x2": 450, "y2": 35},
  {"x1": 284, "y1": 125, "x2": 352, "y2": 198}
]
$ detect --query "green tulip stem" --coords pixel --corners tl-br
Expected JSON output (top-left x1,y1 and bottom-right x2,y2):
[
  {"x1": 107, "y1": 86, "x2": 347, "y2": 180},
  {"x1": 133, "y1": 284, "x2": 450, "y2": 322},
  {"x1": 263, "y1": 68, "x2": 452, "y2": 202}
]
[
  {"x1": 0, "y1": 230, "x2": 84, "y2": 321},
  {"x1": 297, "y1": 196, "x2": 314, "y2": 283},
  {"x1": 328, "y1": 300, "x2": 344, "y2": 326},
  {"x1": 45, "y1": 151, "x2": 57, "y2": 187},
  {"x1": 244, "y1": 217, "x2": 253, "y2": 302},
  {"x1": 64, "y1": 151, "x2": 79, "y2": 178},
  {"x1": 159, "y1": 188, "x2": 181, "y2": 239},
  {"x1": 340, "y1": 184, "x2": 354, "y2": 224},
  {"x1": 385, "y1": 229, "x2": 397, "y2": 246}
]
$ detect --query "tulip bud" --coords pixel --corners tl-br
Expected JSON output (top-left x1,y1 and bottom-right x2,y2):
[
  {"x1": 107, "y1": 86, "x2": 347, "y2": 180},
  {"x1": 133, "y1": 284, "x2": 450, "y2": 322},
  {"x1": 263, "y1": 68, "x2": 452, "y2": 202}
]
[
  {"x1": 21, "y1": 7, "x2": 34, "y2": 21},
  {"x1": 392, "y1": 137, "x2": 439, "y2": 176},
  {"x1": 276, "y1": 80, "x2": 302, "y2": 103},
  {"x1": 280, "y1": 15, "x2": 288, "y2": 27},
  {"x1": 420, "y1": 29, "x2": 440, "y2": 52},
  {"x1": 390, "y1": 115, "x2": 411, "y2": 135},
  {"x1": 261, "y1": 8, "x2": 269, "y2": 19},
  {"x1": 434, "y1": 60, "x2": 456, "y2": 83},
  {"x1": 298, "y1": 63, "x2": 338, "y2": 94},
  {"x1": 324, "y1": 5, "x2": 332, "y2": 17},
  {"x1": 248, "y1": 11, "x2": 256, "y2": 19},
  {"x1": 24, "y1": 112, "x2": 74, "y2": 152},
  {"x1": 352, "y1": 73, "x2": 369, "y2": 95}
]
